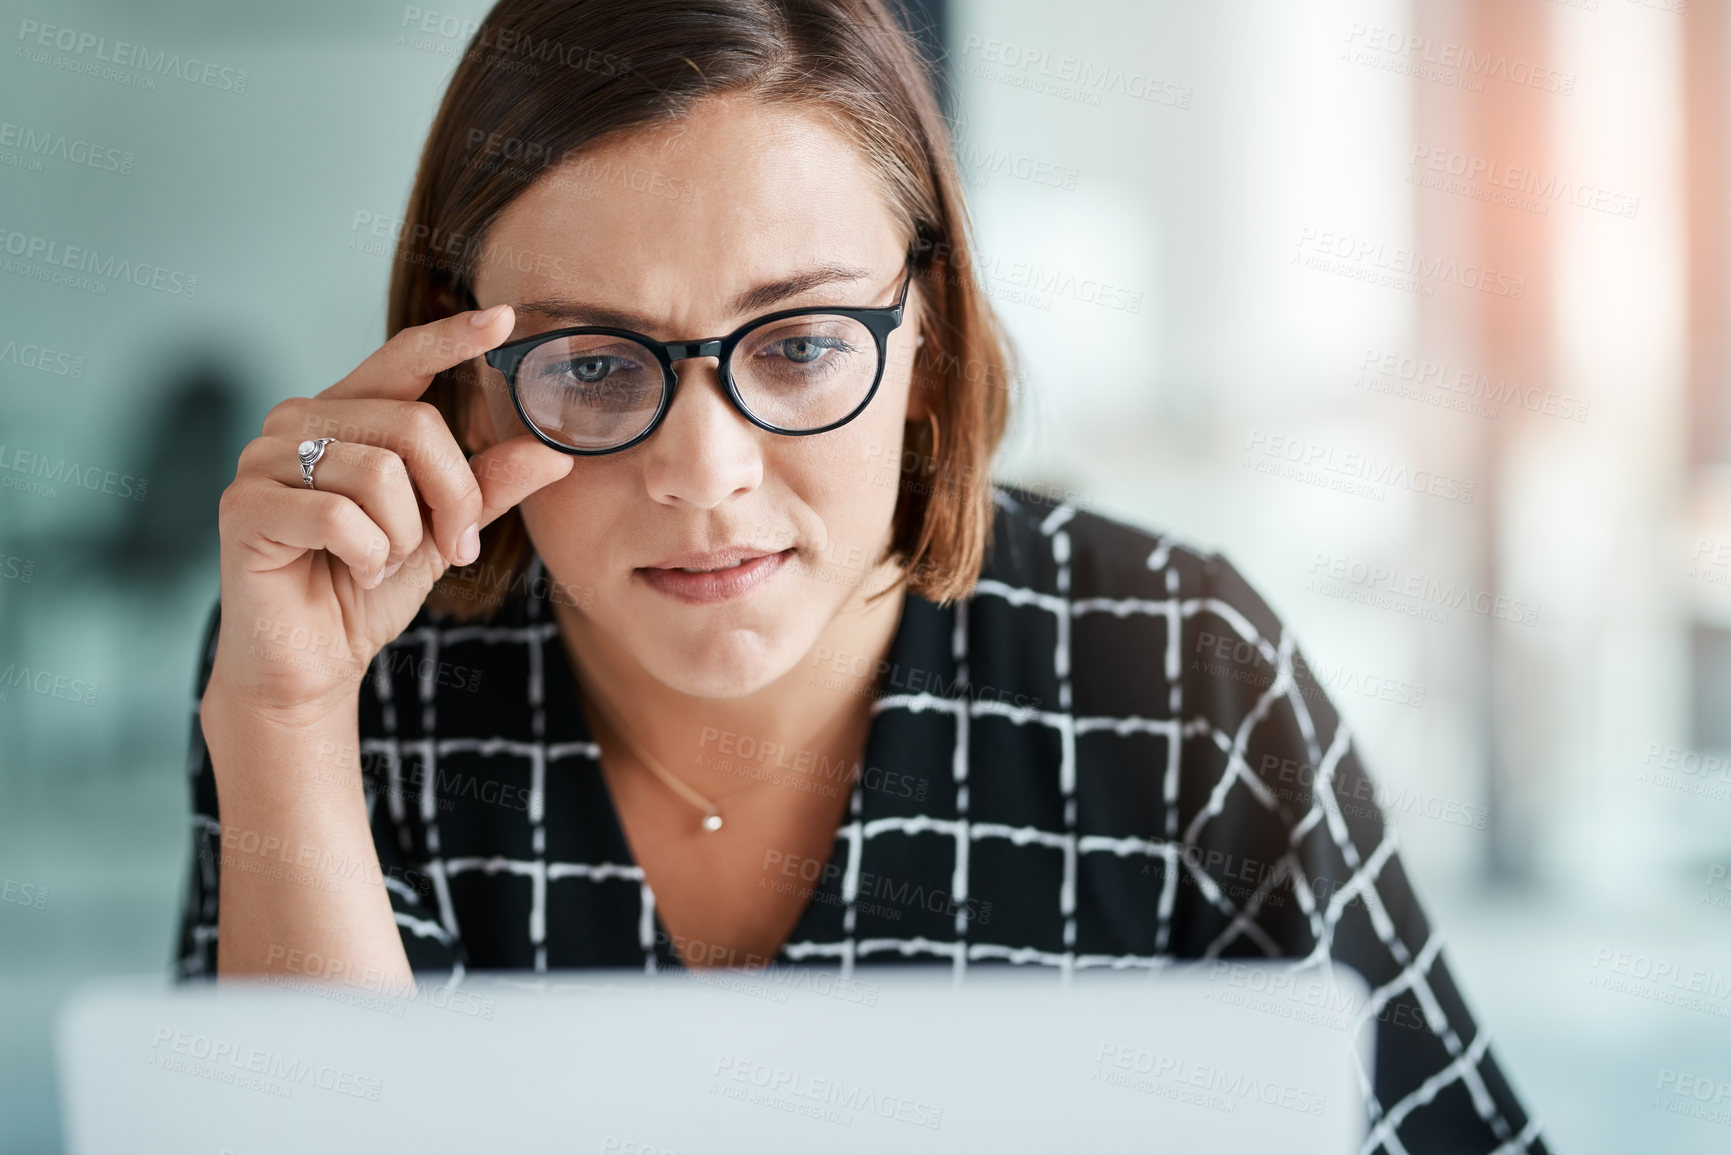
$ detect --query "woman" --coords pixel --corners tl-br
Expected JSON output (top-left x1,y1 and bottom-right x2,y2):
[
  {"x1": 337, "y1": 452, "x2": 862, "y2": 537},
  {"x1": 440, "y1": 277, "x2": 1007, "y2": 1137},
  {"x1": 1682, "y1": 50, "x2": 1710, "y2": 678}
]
[{"x1": 175, "y1": 0, "x2": 1547, "y2": 1149}]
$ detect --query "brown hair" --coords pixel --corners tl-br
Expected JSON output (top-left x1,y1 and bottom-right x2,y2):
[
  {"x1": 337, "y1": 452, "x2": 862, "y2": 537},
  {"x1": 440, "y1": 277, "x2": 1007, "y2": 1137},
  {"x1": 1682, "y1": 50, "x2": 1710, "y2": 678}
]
[{"x1": 385, "y1": 0, "x2": 1014, "y2": 621}]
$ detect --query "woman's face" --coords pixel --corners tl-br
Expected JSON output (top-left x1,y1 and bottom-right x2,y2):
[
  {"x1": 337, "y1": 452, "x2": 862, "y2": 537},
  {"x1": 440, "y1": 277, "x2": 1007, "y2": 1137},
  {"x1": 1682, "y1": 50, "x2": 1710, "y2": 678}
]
[{"x1": 465, "y1": 95, "x2": 925, "y2": 698}]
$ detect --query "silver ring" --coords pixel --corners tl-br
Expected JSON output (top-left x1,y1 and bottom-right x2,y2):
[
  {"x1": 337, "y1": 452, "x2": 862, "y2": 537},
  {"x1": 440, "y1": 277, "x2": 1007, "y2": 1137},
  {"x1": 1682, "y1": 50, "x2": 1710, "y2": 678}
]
[{"x1": 298, "y1": 438, "x2": 336, "y2": 489}]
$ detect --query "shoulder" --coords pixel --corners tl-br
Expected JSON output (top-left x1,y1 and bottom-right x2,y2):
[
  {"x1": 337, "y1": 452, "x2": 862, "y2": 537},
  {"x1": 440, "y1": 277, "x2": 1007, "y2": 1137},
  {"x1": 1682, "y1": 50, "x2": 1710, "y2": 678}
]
[
  {"x1": 959, "y1": 486, "x2": 1305, "y2": 724},
  {"x1": 979, "y1": 484, "x2": 1284, "y2": 642}
]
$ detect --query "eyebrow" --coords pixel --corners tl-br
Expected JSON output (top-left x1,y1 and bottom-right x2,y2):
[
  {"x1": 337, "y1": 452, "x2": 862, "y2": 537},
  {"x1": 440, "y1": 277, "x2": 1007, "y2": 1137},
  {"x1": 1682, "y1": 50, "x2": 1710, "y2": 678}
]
[{"x1": 510, "y1": 262, "x2": 878, "y2": 333}]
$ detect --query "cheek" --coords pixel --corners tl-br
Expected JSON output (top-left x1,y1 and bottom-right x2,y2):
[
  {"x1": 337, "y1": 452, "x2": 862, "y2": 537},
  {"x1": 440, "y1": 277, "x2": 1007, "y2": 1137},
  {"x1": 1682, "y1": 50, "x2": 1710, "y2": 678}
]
[
  {"x1": 513, "y1": 468, "x2": 626, "y2": 582},
  {"x1": 794, "y1": 408, "x2": 907, "y2": 543},
  {"x1": 796, "y1": 405, "x2": 907, "y2": 509},
  {"x1": 846, "y1": 376, "x2": 916, "y2": 507}
]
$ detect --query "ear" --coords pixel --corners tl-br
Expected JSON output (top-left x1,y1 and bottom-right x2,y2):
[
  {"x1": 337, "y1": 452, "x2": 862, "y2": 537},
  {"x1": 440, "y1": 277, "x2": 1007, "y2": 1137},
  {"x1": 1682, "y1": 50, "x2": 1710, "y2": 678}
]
[{"x1": 431, "y1": 280, "x2": 468, "y2": 317}]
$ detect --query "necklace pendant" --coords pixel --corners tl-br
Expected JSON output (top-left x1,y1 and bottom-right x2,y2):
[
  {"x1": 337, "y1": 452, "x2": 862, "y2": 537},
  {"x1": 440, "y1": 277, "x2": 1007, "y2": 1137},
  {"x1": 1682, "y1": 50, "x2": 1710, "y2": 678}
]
[{"x1": 702, "y1": 811, "x2": 723, "y2": 833}]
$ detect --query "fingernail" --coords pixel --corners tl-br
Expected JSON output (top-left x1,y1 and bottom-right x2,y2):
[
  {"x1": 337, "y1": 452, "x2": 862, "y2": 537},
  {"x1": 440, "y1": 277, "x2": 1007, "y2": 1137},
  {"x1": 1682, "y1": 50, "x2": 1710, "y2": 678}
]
[
  {"x1": 470, "y1": 304, "x2": 509, "y2": 328},
  {"x1": 457, "y1": 523, "x2": 481, "y2": 565},
  {"x1": 382, "y1": 560, "x2": 404, "y2": 581}
]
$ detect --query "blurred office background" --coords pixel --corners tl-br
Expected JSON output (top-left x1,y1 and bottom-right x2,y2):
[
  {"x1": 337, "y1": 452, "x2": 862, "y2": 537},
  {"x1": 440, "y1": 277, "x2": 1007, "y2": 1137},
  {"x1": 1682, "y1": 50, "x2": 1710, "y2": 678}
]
[{"x1": 3, "y1": 0, "x2": 1729, "y2": 1150}]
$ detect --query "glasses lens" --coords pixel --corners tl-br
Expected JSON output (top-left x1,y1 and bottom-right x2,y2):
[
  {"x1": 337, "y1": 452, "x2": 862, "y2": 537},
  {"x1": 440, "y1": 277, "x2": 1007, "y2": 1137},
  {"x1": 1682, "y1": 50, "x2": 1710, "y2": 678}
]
[
  {"x1": 514, "y1": 335, "x2": 664, "y2": 451},
  {"x1": 730, "y1": 314, "x2": 879, "y2": 431}
]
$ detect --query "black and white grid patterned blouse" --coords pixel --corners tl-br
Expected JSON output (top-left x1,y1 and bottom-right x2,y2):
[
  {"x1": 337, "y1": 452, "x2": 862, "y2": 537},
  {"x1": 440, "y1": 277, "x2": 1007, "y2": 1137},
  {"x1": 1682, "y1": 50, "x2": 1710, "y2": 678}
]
[{"x1": 176, "y1": 485, "x2": 1548, "y2": 1154}]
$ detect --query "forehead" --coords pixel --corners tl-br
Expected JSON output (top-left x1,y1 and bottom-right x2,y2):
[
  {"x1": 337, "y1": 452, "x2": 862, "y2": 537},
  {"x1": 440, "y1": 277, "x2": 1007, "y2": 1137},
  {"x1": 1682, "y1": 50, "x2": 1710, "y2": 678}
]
[{"x1": 472, "y1": 97, "x2": 907, "y2": 308}]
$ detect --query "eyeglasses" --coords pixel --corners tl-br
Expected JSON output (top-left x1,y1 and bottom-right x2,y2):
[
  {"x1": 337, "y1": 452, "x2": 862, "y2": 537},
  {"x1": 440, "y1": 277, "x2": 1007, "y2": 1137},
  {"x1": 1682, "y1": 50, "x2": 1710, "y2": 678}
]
[{"x1": 482, "y1": 261, "x2": 916, "y2": 455}]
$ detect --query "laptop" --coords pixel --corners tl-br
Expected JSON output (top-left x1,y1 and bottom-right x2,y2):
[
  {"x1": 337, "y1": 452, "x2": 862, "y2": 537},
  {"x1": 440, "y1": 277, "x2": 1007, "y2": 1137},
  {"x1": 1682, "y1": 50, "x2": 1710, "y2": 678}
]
[{"x1": 58, "y1": 961, "x2": 1372, "y2": 1153}]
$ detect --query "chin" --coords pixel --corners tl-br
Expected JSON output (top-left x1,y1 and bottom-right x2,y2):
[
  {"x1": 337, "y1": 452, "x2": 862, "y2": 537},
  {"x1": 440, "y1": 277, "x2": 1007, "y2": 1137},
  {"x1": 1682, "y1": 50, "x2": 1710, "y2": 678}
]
[{"x1": 636, "y1": 618, "x2": 810, "y2": 700}]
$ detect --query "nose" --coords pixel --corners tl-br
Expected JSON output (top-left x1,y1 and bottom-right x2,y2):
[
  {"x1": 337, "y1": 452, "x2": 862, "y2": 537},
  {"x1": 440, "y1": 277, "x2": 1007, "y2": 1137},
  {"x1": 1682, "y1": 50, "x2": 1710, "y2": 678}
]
[{"x1": 638, "y1": 356, "x2": 764, "y2": 510}]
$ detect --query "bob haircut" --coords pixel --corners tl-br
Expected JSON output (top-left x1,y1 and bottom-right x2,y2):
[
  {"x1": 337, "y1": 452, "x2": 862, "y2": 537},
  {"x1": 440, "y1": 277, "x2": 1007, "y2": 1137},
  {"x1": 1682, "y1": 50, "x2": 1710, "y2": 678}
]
[{"x1": 386, "y1": 0, "x2": 1015, "y2": 622}]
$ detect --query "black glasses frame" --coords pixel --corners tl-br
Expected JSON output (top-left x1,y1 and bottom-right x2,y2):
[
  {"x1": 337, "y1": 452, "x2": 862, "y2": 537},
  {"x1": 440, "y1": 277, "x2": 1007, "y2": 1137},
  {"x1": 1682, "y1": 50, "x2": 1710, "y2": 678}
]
[{"x1": 482, "y1": 261, "x2": 917, "y2": 456}]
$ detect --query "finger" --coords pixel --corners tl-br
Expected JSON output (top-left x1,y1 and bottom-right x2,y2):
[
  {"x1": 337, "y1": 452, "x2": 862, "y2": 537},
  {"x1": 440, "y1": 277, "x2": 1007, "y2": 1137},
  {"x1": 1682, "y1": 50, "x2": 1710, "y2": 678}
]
[
  {"x1": 468, "y1": 433, "x2": 577, "y2": 530},
  {"x1": 261, "y1": 398, "x2": 482, "y2": 565},
  {"x1": 319, "y1": 305, "x2": 515, "y2": 404},
  {"x1": 240, "y1": 438, "x2": 425, "y2": 571},
  {"x1": 222, "y1": 481, "x2": 394, "y2": 588}
]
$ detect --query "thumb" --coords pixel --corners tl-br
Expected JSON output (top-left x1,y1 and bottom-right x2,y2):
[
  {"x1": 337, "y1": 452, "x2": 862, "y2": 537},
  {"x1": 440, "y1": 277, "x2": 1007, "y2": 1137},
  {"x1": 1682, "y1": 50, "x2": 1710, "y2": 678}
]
[{"x1": 469, "y1": 434, "x2": 576, "y2": 530}]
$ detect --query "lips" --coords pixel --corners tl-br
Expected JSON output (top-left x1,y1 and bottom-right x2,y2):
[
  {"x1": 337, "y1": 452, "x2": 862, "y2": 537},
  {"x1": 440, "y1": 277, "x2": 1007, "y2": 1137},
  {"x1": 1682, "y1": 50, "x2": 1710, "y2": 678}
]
[
  {"x1": 644, "y1": 546, "x2": 783, "y2": 572},
  {"x1": 635, "y1": 546, "x2": 795, "y2": 605}
]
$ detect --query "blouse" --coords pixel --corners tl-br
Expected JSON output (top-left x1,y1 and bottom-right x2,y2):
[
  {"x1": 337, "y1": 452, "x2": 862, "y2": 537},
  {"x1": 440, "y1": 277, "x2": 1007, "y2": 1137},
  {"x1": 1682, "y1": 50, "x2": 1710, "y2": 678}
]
[{"x1": 175, "y1": 484, "x2": 1549, "y2": 1153}]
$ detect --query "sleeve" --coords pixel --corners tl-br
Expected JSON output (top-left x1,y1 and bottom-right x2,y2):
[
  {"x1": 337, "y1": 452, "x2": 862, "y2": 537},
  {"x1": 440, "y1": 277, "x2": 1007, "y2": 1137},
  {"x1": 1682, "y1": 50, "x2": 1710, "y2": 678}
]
[
  {"x1": 1179, "y1": 551, "x2": 1549, "y2": 1155},
  {"x1": 172, "y1": 600, "x2": 466, "y2": 982}
]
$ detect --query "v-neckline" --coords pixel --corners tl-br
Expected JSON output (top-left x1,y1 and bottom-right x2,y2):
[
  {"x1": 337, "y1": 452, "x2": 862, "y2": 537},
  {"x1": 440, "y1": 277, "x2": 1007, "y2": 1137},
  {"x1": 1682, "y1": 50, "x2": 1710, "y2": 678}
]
[{"x1": 535, "y1": 595, "x2": 930, "y2": 972}]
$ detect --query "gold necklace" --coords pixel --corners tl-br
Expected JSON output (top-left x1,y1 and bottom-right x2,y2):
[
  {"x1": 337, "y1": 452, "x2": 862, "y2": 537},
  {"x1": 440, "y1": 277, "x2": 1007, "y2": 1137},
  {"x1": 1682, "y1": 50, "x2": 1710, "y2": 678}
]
[{"x1": 584, "y1": 687, "x2": 729, "y2": 833}]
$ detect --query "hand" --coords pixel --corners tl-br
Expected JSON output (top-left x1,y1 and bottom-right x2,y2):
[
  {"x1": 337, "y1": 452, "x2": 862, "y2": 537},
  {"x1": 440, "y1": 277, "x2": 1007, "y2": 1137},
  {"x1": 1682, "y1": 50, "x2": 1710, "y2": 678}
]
[{"x1": 208, "y1": 305, "x2": 573, "y2": 721}]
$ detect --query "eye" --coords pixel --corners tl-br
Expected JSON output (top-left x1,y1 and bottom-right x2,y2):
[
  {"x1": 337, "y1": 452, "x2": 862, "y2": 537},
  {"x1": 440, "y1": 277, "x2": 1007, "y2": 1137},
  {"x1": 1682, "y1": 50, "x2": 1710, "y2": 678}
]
[
  {"x1": 760, "y1": 334, "x2": 854, "y2": 367},
  {"x1": 779, "y1": 336, "x2": 833, "y2": 364},
  {"x1": 564, "y1": 356, "x2": 617, "y2": 383}
]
